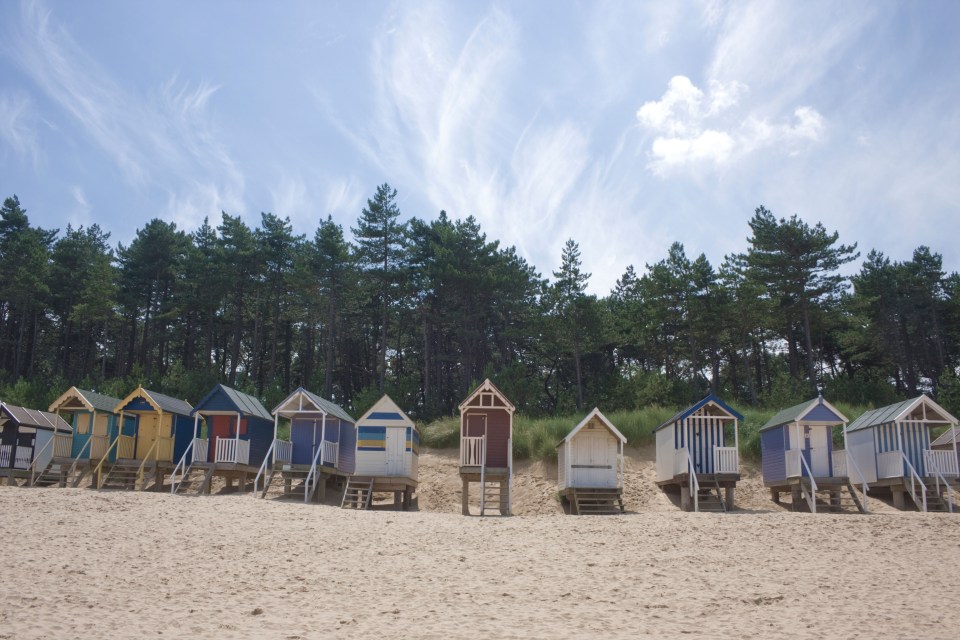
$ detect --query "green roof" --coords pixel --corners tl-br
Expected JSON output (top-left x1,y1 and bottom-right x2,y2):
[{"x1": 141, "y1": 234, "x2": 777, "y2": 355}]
[
  {"x1": 847, "y1": 397, "x2": 919, "y2": 433},
  {"x1": 143, "y1": 389, "x2": 194, "y2": 417},
  {"x1": 76, "y1": 388, "x2": 123, "y2": 413}
]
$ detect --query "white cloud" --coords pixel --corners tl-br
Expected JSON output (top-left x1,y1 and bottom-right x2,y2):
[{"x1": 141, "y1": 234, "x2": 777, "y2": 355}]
[{"x1": 637, "y1": 75, "x2": 825, "y2": 174}]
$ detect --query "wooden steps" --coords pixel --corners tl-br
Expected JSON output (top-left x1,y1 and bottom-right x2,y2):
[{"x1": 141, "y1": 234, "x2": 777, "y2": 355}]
[
  {"x1": 480, "y1": 479, "x2": 505, "y2": 516},
  {"x1": 29, "y1": 462, "x2": 63, "y2": 487},
  {"x1": 259, "y1": 466, "x2": 320, "y2": 501},
  {"x1": 695, "y1": 477, "x2": 727, "y2": 513},
  {"x1": 341, "y1": 478, "x2": 374, "y2": 509},
  {"x1": 173, "y1": 465, "x2": 214, "y2": 495},
  {"x1": 99, "y1": 462, "x2": 156, "y2": 491},
  {"x1": 570, "y1": 488, "x2": 624, "y2": 515}
]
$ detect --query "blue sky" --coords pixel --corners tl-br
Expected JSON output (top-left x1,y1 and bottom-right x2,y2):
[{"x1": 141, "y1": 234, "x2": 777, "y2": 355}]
[{"x1": 1, "y1": 0, "x2": 958, "y2": 293}]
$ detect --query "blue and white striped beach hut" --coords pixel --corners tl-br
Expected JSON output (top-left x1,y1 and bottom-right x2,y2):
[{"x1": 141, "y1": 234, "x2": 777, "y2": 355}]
[
  {"x1": 846, "y1": 394, "x2": 958, "y2": 512},
  {"x1": 342, "y1": 395, "x2": 419, "y2": 510},
  {"x1": 654, "y1": 394, "x2": 742, "y2": 512}
]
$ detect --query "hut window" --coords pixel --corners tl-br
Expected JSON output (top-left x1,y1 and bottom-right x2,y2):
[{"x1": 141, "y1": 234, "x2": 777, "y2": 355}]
[{"x1": 77, "y1": 413, "x2": 91, "y2": 435}]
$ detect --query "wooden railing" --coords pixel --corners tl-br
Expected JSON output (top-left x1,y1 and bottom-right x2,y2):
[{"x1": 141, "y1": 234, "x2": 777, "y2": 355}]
[
  {"x1": 90, "y1": 435, "x2": 110, "y2": 460},
  {"x1": 170, "y1": 438, "x2": 206, "y2": 494},
  {"x1": 460, "y1": 436, "x2": 485, "y2": 466},
  {"x1": 846, "y1": 448, "x2": 870, "y2": 513},
  {"x1": 924, "y1": 449, "x2": 959, "y2": 477},
  {"x1": 93, "y1": 436, "x2": 121, "y2": 488},
  {"x1": 136, "y1": 438, "x2": 162, "y2": 488},
  {"x1": 929, "y1": 466, "x2": 955, "y2": 513},
  {"x1": 321, "y1": 440, "x2": 338, "y2": 467},
  {"x1": 215, "y1": 438, "x2": 250, "y2": 465},
  {"x1": 798, "y1": 453, "x2": 818, "y2": 513},
  {"x1": 713, "y1": 446, "x2": 738, "y2": 474},
  {"x1": 785, "y1": 449, "x2": 802, "y2": 478},
  {"x1": 901, "y1": 453, "x2": 927, "y2": 512},
  {"x1": 0, "y1": 444, "x2": 11, "y2": 467},
  {"x1": 274, "y1": 439, "x2": 292, "y2": 464},
  {"x1": 14, "y1": 447, "x2": 31, "y2": 469},
  {"x1": 878, "y1": 450, "x2": 902, "y2": 479},
  {"x1": 253, "y1": 439, "x2": 277, "y2": 496},
  {"x1": 53, "y1": 433, "x2": 72, "y2": 458},
  {"x1": 831, "y1": 450, "x2": 848, "y2": 478},
  {"x1": 116, "y1": 435, "x2": 136, "y2": 459},
  {"x1": 686, "y1": 448, "x2": 700, "y2": 512}
]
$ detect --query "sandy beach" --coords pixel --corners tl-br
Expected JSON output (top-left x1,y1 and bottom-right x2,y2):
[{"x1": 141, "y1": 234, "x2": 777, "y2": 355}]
[{"x1": 2, "y1": 449, "x2": 959, "y2": 639}]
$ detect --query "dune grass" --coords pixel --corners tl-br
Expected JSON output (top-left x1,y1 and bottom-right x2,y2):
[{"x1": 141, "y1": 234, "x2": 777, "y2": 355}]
[{"x1": 419, "y1": 400, "x2": 875, "y2": 464}]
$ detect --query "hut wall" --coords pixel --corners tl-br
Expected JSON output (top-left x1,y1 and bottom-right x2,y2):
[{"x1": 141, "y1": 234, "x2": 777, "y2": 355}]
[
  {"x1": 34, "y1": 428, "x2": 54, "y2": 470},
  {"x1": 70, "y1": 412, "x2": 93, "y2": 458},
  {"x1": 246, "y1": 418, "x2": 273, "y2": 467},
  {"x1": 290, "y1": 418, "x2": 318, "y2": 465},
  {"x1": 337, "y1": 421, "x2": 356, "y2": 474},
  {"x1": 846, "y1": 428, "x2": 878, "y2": 483},
  {"x1": 557, "y1": 444, "x2": 567, "y2": 490},
  {"x1": 900, "y1": 420, "x2": 930, "y2": 476},
  {"x1": 481, "y1": 408, "x2": 510, "y2": 467},
  {"x1": 655, "y1": 425, "x2": 675, "y2": 482},
  {"x1": 171, "y1": 415, "x2": 194, "y2": 463},
  {"x1": 761, "y1": 427, "x2": 786, "y2": 484}
]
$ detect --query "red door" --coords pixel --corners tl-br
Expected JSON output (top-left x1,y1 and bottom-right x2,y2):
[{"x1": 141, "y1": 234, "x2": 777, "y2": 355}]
[{"x1": 209, "y1": 416, "x2": 232, "y2": 462}]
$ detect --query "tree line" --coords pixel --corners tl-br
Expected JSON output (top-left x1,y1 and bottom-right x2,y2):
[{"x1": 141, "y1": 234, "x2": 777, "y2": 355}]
[{"x1": 1, "y1": 187, "x2": 958, "y2": 419}]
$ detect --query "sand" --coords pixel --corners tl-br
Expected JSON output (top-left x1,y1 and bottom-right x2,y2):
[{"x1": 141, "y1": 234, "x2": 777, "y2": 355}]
[{"x1": 1, "y1": 448, "x2": 958, "y2": 639}]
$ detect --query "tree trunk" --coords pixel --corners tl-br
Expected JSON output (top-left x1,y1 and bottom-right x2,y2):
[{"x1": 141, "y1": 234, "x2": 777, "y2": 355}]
[{"x1": 800, "y1": 297, "x2": 819, "y2": 394}]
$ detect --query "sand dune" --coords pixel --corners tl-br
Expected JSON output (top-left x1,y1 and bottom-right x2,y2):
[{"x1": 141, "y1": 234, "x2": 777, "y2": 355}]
[{"x1": 1, "y1": 448, "x2": 957, "y2": 639}]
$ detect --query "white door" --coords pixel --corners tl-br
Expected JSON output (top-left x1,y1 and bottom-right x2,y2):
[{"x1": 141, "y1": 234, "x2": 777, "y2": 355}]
[
  {"x1": 808, "y1": 427, "x2": 830, "y2": 477},
  {"x1": 385, "y1": 429, "x2": 405, "y2": 476},
  {"x1": 573, "y1": 431, "x2": 613, "y2": 488}
]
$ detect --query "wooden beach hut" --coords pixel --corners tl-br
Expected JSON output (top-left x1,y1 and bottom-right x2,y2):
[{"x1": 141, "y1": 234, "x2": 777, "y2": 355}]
[
  {"x1": 36, "y1": 387, "x2": 127, "y2": 488},
  {"x1": 846, "y1": 395, "x2": 958, "y2": 512},
  {"x1": 654, "y1": 394, "x2": 742, "y2": 512},
  {"x1": 556, "y1": 407, "x2": 626, "y2": 515},
  {"x1": 458, "y1": 379, "x2": 515, "y2": 516},
  {"x1": 170, "y1": 384, "x2": 274, "y2": 495},
  {"x1": 343, "y1": 394, "x2": 419, "y2": 510},
  {"x1": 92, "y1": 386, "x2": 194, "y2": 491},
  {"x1": 930, "y1": 426, "x2": 960, "y2": 472},
  {"x1": 759, "y1": 396, "x2": 867, "y2": 513},
  {"x1": 0, "y1": 403, "x2": 71, "y2": 486},
  {"x1": 254, "y1": 387, "x2": 356, "y2": 503}
]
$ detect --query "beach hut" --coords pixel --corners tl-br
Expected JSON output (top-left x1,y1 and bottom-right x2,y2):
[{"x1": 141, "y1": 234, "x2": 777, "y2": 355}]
[
  {"x1": 343, "y1": 394, "x2": 419, "y2": 510},
  {"x1": 458, "y1": 379, "x2": 515, "y2": 516},
  {"x1": 931, "y1": 426, "x2": 960, "y2": 473},
  {"x1": 759, "y1": 396, "x2": 867, "y2": 513},
  {"x1": 40, "y1": 387, "x2": 127, "y2": 488},
  {"x1": 556, "y1": 407, "x2": 626, "y2": 515},
  {"x1": 91, "y1": 386, "x2": 194, "y2": 491},
  {"x1": 846, "y1": 395, "x2": 958, "y2": 512},
  {"x1": 654, "y1": 394, "x2": 742, "y2": 512},
  {"x1": 254, "y1": 387, "x2": 356, "y2": 503},
  {"x1": 170, "y1": 384, "x2": 274, "y2": 495},
  {"x1": 0, "y1": 403, "x2": 71, "y2": 486}
]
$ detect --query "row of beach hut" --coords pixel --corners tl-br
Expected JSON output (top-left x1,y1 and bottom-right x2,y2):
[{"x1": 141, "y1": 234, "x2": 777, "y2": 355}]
[{"x1": 1, "y1": 379, "x2": 958, "y2": 515}]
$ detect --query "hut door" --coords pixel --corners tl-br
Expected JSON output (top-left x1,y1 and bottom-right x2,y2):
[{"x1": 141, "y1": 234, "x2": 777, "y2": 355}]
[
  {"x1": 136, "y1": 414, "x2": 159, "y2": 459},
  {"x1": 385, "y1": 429, "x2": 405, "y2": 475},
  {"x1": 15, "y1": 431, "x2": 35, "y2": 468},
  {"x1": 575, "y1": 431, "x2": 612, "y2": 488},
  {"x1": 806, "y1": 427, "x2": 830, "y2": 477}
]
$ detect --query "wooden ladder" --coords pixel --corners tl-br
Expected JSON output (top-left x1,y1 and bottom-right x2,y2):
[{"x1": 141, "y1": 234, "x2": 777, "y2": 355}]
[
  {"x1": 695, "y1": 477, "x2": 727, "y2": 513},
  {"x1": 341, "y1": 478, "x2": 375, "y2": 509},
  {"x1": 571, "y1": 489, "x2": 624, "y2": 515},
  {"x1": 480, "y1": 480, "x2": 502, "y2": 516}
]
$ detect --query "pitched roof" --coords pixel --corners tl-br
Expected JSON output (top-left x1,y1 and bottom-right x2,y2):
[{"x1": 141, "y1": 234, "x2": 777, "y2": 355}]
[
  {"x1": 272, "y1": 387, "x2": 354, "y2": 423},
  {"x1": 192, "y1": 384, "x2": 272, "y2": 421},
  {"x1": 556, "y1": 407, "x2": 626, "y2": 449},
  {"x1": 846, "y1": 394, "x2": 956, "y2": 433},
  {"x1": 654, "y1": 394, "x2": 744, "y2": 433},
  {"x1": 760, "y1": 396, "x2": 848, "y2": 432},
  {"x1": 49, "y1": 386, "x2": 123, "y2": 414},
  {"x1": 0, "y1": 403, "x2": 73, "y2": 432},
  {"x1": 458, "y1": 378, "x2": 516, "y2": 413},
  {"x1": 356, "y1": 394, "x2": 415, "y2": 429},
  {"x1": 931, "y1": 426, "x2": 960, "y2": 448},
  {"x1": 115, "y1": 386, "x2": 193, "y2": 417}
]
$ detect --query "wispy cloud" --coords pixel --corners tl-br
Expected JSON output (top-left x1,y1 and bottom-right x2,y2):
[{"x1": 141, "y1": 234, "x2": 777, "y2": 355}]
[
  {"x1": 10, "y1": 1, "x2": 244, "y2": 228},
  {"x1": 0, "y1": 91, "x2": 39, "y2": 166}
]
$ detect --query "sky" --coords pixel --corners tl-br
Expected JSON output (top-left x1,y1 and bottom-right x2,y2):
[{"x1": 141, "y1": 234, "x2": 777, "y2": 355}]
[{"x1": 1, "y1": 0, "x2": 958, "y2": 294}]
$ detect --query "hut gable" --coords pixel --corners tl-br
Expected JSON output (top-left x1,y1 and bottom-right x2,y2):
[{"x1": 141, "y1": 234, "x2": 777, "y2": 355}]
[
  {"x1": 272, "y1": 387, "x2": 354, "y2": 423},
  {"x1": 760, "y1": 397, "x2": 848, "y2": 432},
  {"x1": 49, "y1": 387, "x2": 122, "y2": 415},
  {"x1": 114, "y1": 386, "x2": 193, "y2": 417},
  {"x1": 356, "y1": 395, "x2": 415, "y2": 427},
  {"x1": 558, "y1": 407, "x2": 625, "y2": 447},
  {"x1": 192, "y1": 384, "x2": 271, "y2": 420},
  {"x1": 458, "y1": 379, "x2": 516, "y2": 414},
  {"x1": 654, "y1": 394, "x2": 744, "y2": 433},
  {"x1": 847, "y1": 395, "x2": 957, "y2": 433}
]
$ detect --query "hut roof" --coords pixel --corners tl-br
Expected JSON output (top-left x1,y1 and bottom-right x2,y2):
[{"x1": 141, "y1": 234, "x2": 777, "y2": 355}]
[
  {"x1": 930, "y1": 426, "x2": 960, "y2": 448},
  {"x1": 760, "y1": 396, "x2": 848, "y2": 432},
  {"x1": 556, "y1": 407, "x2": 626, "y2": 449},
  {"x1": 458, "y1": 378, "x2": 516, "y2": 413},
  {"x1": 115, "y1": 386, "x2": 193, "y2": 417},
  {"x1": 654, "y1": 394, "x2": 744, "y2": 433},
  {"x1": 272, "y1": 387, "x2": 354, "y2": 423},
  {"x1": 0, "y1": 403, "x2": 72, "y2": 432},
  {"x1": 356, "y1": 395, "x2": 416, "y2": 430},
  {"x1": 847, "y1": 395, "x2": 957, "y2": 433},
  {"x1": 191, "y1": 384, "x2": 272, "y2": 421},
  {"x1": 49, "y1": 387, "x2": 122, "y2": 414}
]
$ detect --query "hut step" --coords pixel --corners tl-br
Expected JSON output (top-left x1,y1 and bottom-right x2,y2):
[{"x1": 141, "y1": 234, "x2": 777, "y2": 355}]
[
  {"x1": 571, "y1": 489, "x2": 624, "y2": 515},
  {"x1": 479, "y1": 480, "x2": 505, "y2": 516},
  {"x1": 30, "y1": 463, "x2": 64, "y2": 487},
  {"x1": 341, "y1": 478, "x2": 375, "y2": 509}
]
